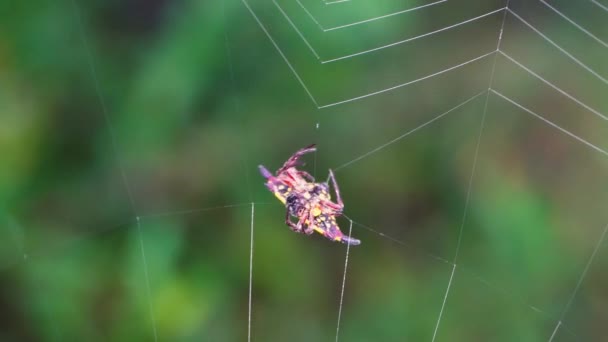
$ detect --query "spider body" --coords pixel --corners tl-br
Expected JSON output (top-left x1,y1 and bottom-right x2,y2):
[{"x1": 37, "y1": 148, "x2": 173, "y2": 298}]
[{"x1": 259, "y1": 144, "x2": 360, "y2": 246}]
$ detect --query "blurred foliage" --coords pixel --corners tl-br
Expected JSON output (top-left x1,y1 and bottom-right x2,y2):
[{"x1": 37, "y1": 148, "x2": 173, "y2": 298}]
[{"x1": 1, "y1": 0, "x2": 607, "y2": 341}]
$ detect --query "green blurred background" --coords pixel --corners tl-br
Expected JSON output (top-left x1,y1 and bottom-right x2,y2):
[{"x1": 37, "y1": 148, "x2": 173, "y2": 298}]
[{"x1": 1, "y1": 0, "x2": 607, "y2": 340}]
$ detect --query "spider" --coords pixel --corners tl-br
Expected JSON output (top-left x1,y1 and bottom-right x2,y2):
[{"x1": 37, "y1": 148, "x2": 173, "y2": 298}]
[{"x1": 258, "y1": 144, "x2": 360, "y2": 246}]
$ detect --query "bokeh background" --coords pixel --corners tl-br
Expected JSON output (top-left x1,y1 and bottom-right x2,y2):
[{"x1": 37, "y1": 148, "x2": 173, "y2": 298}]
[{"x1": 1, "y1": 0, "x2": 607, "y2": 340}]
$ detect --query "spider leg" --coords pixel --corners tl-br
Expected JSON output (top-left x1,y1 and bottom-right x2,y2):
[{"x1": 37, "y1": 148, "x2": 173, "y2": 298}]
[
  {"x1": 327, "y1": 169, "x2": 344, "y2": 212},
  {"x1": 298, "y1": 171, "x2": 315, "y2": 182},
  {"x1": 277, "y1": 144, "x2": 316, "y2": 174},
  {"x1": 285, "y1": 211, "x2": 303, "y2": 233},
  {"x1": 324, "y1": 202, "x2": 344, "y2": 216},
  {"x1": 302, "y1": 210, "x2": 315, "y2": 235}
]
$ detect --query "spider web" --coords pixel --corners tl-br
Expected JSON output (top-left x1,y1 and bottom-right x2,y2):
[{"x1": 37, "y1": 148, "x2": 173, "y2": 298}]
[
  {"x1": 1, "y1": 0, "x2": 607, "y2": 341},
  {"x1": 234, "y1": 0, "x2": 608, "y2": 339}
]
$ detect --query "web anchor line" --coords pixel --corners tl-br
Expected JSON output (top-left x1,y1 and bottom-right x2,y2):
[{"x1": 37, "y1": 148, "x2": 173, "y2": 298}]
[
  {"x1": 548, "y1": 321, "x2": 563, "y2": 342},
  {"x1": 136, "y1": 217, "x2": 159, "y2": 341},
  {"x1": 69, "y1": 0, "x2": 158, "y2": 340},
  {"x1": 248, "y1": 203, "x2": 255, "y2": 342},
  {"x1": 343, "y1": 215, "x2": 581, "y2": 339},
  {"x1": 490, "y1": 89, "x2": 607, "y2": 339},
  {"x1": 488, "y1": 90, "x2": 608, "y2": 337},
  {"x1": 222, "y1": 0, "x2": 255, "y2": 204},
  {"x1": 431, "y1": 263, "x2": 456, "y2": 341},
  {"x1": 431, "y1": 1, "x2": 511, "y2": 339},
  {"x1": 335, "y1": 220, "x2": 354, "y2": 342},
  {"x1": 548, "y1": 222, "x2": 608, "y2": 341}
]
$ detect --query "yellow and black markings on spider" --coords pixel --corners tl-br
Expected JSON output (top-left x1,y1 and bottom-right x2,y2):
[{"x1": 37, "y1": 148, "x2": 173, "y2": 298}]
[
  {"x1": 273, "y1": 184, "x2": 290, "y2": 204},
  {"x1": 258, "y1": 144, "x2": 360, "y2": 246}
]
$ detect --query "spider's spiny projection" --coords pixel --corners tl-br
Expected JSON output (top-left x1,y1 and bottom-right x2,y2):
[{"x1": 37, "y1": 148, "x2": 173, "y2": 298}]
[{"x1": 259, "y1": 144, "x2": 360, "y2": 246}]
